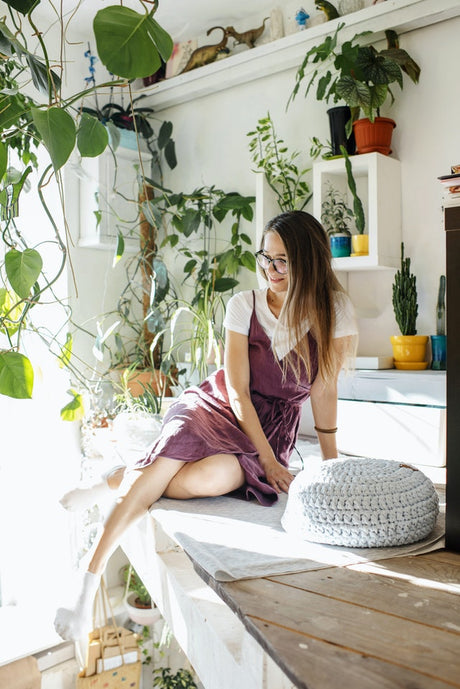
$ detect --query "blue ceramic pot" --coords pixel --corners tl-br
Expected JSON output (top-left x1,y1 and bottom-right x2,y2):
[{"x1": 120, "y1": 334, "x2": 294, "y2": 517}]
[
  {"x1": 330, "y1": 234, "x2": 351, "y2": 258},
  {"x1": 430, "y1": 335, "x2": 446, "y2": 370}
]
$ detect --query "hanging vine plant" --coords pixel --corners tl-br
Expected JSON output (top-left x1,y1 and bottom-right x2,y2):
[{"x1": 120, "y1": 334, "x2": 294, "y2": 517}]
[{"x1": 0, "y1": 0, "x2": 174, "y2": 417}]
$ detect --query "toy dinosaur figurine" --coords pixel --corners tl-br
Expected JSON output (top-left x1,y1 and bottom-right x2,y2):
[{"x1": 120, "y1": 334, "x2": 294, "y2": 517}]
[
  {"x1": 315, "y1": 1, "x2": 339, "y2": 20},
  {"x1": 226, "y1": 17, "x2": 269, "y2": 49},
  {"x1": 180, "y1": 26, "x2": 229, "y2": 73}
]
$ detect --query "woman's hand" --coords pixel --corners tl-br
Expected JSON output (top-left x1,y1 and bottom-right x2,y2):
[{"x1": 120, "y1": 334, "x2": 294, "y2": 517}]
[{"x1": 262, "y1": 459, "x2": 294, "y2": 494}]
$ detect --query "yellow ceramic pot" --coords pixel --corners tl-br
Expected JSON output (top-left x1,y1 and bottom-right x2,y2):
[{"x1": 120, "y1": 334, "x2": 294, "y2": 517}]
[
  {"x1": 351, "y1": 234, "x2": 369, "y2": 256},
  {"x1": 390, "y1": 335, "x2": 429, "y2": 370}
]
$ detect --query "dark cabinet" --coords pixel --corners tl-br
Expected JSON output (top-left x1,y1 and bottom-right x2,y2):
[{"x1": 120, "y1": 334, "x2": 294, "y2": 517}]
[{"x1": 445, "y1": 204, "x2": 460, "y2": 551}]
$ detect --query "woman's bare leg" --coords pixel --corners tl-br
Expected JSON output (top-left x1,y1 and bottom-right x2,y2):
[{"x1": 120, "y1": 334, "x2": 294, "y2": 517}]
[
  {"x1": 55, "y1": 453, "x2": 245, "y2": 640},
  {"x1": 164, "y1": 453, "x2": 245, "y2": 499},
  {"x1": 55, "y1": 456, "x2": 185, "y2": 640}
]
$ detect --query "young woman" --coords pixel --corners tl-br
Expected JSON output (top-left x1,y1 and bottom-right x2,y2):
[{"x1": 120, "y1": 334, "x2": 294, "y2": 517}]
[{"x1": 55, "y1": 210, "x2": 357, "y2": 641}]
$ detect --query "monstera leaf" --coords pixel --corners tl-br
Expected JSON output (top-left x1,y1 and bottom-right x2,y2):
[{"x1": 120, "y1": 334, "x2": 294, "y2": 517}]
[{"x1": 94, "y1": 6, "x2": 173, "y2": 79}]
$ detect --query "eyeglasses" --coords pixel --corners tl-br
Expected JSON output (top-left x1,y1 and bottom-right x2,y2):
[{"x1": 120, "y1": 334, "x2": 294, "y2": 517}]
[{"x1": 255, "y1": 251, "x2": 288, "y2": 275}]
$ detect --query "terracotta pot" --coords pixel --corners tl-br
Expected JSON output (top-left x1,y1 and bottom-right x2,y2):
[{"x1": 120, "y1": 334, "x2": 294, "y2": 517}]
[
  {"x1": 124, "y1": 368, "x2": 173, "y2": 397},
  {"x1": 390, "y1": 335, "x2": 429, "y2": 370},
  {"x1": 352, "y1": 117, "x2": 396, "y2": 155},
  {"x1": 351, "y1": 234, "x2": 369, "y2": 256}
]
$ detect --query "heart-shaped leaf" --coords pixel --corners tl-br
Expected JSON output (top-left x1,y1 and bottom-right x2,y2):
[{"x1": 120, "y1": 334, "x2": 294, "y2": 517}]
[
  {"x1": 94, "y1": 6, "x2": 173, "y2": 79},
  {"x1": 5, "y1": 248, "x2": 43, "y2": 299},
  {"x1": 0, "y1": 350, "x2": 34, "y2": 399},
  {"x1": 31, "y1": 107, "x2": 76, "y2": 170},
  {"x1": 77, "y1": 113, "x2": 109, "y2": 157}
]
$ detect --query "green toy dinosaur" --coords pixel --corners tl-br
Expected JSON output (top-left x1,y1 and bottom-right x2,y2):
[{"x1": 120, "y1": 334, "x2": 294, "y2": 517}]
[{"x1": 315, "y1": 0, "x2": 340, "y2": 20}]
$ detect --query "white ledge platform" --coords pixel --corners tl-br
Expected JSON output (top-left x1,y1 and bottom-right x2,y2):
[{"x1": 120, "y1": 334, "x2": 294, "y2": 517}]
[
  {"x1": 135, "y1": 0, "x2": 460, "y2": 111},
  {"x1": 120, "y1": 482, "x2": 459, "y2": 689}
]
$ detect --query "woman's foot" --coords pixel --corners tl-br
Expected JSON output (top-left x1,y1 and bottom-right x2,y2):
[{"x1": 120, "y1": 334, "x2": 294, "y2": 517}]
[
  {"x1": 54, "y1": 571, "x2": 101, "y2": 641},
  {"x1": 59, "y1": 466, "x2": 125, "y2": 512}
]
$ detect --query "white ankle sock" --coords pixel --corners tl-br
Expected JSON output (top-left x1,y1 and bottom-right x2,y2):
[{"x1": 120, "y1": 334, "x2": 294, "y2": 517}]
[{"x1": 54, "y1": 571, "x2": 101, "y2": 641}]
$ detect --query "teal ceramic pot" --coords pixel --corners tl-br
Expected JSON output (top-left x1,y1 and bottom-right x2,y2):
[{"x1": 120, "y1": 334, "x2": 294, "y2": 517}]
[
  {"x1": 430, "y1": 335, "x2": 447, "y2": 370},
  {"x1": 330, "y1": 234, "x2": 351, "y2": 258}
]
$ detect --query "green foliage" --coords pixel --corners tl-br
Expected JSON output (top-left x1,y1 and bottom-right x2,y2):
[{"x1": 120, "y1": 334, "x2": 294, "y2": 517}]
[
  {"x1": 392, "y1": 242, "x2": 418, "y2": 336},
  {"x1": 247, "y1": 113, "x2": 312, "y2": 212},
  {"x1": 121, "y1": 564, "x2": 152, "y2": 606},
  {"x1": 289, "y1": 24, "x2": 420, "y2": 129},
  {"x1": 94, "y1": 6, "x2": 173, "y2": 80},
  {"x1": 153, "y1": 667, "x2": 198, "y2": 689},
  {"x1": 0, "y1": 350, "x2": 34, "y2": 398},
  {"x1": 0, "y1": 1, "x2": 174, "y2": 408},
  {"x1": 321, "y1": 182, "x2": 353, "y2": 236},
  {"x1": 340, "y1": 146, "x2": 365, "y2": 234},
  {"x1": 148, "y1": 186, "x2": 256, "y2": 380}
]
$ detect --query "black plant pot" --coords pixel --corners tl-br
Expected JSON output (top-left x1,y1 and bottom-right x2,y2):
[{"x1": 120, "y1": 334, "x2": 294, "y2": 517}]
[{"x1": 327, "y1": 106, "x2": 356, "y2": 156}]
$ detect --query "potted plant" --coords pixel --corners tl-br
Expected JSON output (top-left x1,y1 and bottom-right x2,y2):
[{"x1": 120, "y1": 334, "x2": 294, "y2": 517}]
[
  {"x1": 289, "y1": 24, "x2": 421, "y2": 155},
  {"x1": 247, "y1": 113, "x2": 312, "y2": 211},
  {"x1": 148, "y1": 185, "x2": 256, "y2": 383},
  {"x1": 390, "y1": 242, "x2": 428, "y2": 369},
  {"x1": 321, "y1": 182, "x2": 353, "y2": 257},
  {"x1": 121, "y1": 564, "x2": 161, "y2": 626},
  {"x1": 341, "y1": 146, "x2": 367, "y2": 255},
  {"x1": 430, "y1": 275, "x2": 446, "y2": 370},
  {"x1": 153, "y1": 667, "x2": 198, "y2": 688}
]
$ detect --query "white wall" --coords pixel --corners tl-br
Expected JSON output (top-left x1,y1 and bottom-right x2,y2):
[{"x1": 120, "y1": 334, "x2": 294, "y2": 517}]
[
  {"x1": 67, "y1": 9, "x2": 459, "y2": 363},
  {"x1": 72, "y1": 16, "x2": 455, "y2": 361}
]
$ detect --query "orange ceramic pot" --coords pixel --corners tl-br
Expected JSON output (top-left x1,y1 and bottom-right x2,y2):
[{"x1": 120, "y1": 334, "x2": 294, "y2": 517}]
[{"x1": 353, "y1": 117, "x2": 396, "y2": 155}]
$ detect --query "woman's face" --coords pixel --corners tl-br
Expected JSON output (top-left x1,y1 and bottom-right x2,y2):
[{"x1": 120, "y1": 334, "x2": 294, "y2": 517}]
[{"x1": 262, "y1": 231, "x2": 289, "y2": 295}]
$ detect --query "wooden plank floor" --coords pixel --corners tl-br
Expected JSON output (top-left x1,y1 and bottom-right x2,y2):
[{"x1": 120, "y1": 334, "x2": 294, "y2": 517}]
[{"x1": 200, "y1": 550, "x2": 460, "y2": 689}]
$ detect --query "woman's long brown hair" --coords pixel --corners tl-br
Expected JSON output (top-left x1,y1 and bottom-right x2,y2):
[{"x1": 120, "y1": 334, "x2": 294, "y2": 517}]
[{"x1": 260, "y1": 211, "x2": 353, "y2": 383}]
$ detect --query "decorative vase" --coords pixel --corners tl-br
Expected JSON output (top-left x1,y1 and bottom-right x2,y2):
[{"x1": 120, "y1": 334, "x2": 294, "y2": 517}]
[
  {"x1": 327, "y1": 106, "x2": 356, "y2": 156},
  {"x1": 430, "y1": 334, "x2": 447, "y2": 370},
  {"x1": 330, "y1": 234, "x2": 351, "y2": 258},
  {"x1": 351, "y1": 234, "x2": 369, "y2": 256},
  {"x1": 390, "y1": 335, "x2": 429, "y2": 370},
  {"x1": 125, "y1": 592, "x2": 161, "y2": 626},
  {"x1": 352, "y1": 117, "x2": 396, "y2": 155}
]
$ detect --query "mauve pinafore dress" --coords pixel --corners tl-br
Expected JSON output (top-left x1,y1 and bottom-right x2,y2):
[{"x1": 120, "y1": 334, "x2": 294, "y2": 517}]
[{"x1": 138, "y1": 293, "x2": 318, "y2": 505}]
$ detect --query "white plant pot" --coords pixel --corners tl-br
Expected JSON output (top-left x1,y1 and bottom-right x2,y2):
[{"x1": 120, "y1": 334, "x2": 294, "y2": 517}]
[{"x1": 125, "y1": 592, "x2": 162, "y2": 626}]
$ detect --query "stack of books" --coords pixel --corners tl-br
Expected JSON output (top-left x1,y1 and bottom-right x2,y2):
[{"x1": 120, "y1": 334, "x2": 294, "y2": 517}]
[{"x1": 438, "y1": 164, "x2": 460, "y2": 206}]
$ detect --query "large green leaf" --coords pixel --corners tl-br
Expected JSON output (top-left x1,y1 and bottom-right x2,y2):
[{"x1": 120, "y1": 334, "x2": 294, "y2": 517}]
[
  {"x1": 0, "y1": 94, "x2": 29, "y2": 131},
  {"x1": 2, "y1": 0, "x2": 40, "y2": 14},
  {"x1": 0, "y1": 350, "x2": 34, "y2": 399},
  {"x1": 77, "y1": 113, "x2": 109, "y2": 157},
  {"x1": 25, "y1": 52, "x2": 61, "y2": 96},
  {"x1": 31, "y1": 107, "x2": 76, "y2": 170},
  {"x1": 5, "y1": 248, "x2": 43, "y2": 299},
  {"x1": 94, "y1": 6, "x2": 173, "y2": 79}
]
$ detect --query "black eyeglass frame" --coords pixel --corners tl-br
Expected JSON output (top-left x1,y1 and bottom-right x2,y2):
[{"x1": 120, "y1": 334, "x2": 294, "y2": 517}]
[{"x1": 255, "y1": 250, "x2": 288, "y2": 275}]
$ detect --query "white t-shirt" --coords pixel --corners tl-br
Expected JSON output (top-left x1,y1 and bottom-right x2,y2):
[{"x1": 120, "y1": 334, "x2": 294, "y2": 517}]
[{"x1": 223, "y1": 288, "x2": 358, "y2": 360}]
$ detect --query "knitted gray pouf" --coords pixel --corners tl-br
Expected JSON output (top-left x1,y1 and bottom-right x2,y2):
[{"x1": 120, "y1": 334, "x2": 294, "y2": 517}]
[{"x1": 281, "y1": 457, "x2": 439, "y2": 547}]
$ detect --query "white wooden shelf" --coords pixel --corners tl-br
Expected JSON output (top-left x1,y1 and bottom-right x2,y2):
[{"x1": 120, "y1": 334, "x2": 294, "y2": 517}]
[
  {"x1": 313, "y1": 152, "x2": 402, "y2": 271},
  {"x1": 139, "y1": 0, "x2": 460, "y2": 111}
]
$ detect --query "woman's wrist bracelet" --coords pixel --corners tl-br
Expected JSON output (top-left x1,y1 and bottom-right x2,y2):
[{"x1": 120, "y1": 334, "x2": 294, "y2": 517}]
[{"x1": 314, "y1": 426, "x2": 338, "y2": 434}]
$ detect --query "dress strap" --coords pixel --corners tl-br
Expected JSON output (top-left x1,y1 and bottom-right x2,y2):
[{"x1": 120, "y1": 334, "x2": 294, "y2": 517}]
[{"x1": 252, "y1": 290, "x2": 255, "y2": 310}]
